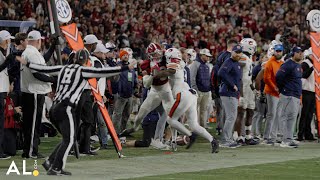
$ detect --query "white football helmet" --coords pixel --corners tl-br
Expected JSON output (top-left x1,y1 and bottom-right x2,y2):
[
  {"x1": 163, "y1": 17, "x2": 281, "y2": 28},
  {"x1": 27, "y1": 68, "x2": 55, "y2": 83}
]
[
  {"x1": 240, "y1": 38, "x2": 257, "y2": 55},
  {"x1": 186, "y1": 48, "x2": 197, "y2": 61},
  {"x1": 165, "y1": 48, "x2": 182, "y2": 64}
]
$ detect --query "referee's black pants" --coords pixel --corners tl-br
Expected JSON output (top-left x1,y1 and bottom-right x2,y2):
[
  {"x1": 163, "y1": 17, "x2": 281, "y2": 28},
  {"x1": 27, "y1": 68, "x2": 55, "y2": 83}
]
[
  {"x1": 22, "y1": 92, "x2": 45, "y2": 157},
  {"x1": 298, "y1": 90, "x2": 315, "y2": 140},
  {"x1": 49, "y1": 102, "x2": 75, "y2": 170},
  {"x1": 76, "y1": 90, "x2": 94, "y2": 153}
]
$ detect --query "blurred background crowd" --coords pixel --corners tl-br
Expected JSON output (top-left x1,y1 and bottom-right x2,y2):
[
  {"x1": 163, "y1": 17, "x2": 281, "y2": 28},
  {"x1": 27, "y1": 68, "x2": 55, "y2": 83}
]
[{"x1": 0, "y1": 0, "x2": 318, "y2": 60}]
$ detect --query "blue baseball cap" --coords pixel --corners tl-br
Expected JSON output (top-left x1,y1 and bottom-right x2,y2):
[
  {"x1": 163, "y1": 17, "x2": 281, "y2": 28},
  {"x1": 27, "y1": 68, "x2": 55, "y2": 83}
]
[
  {"x1": 232, "y1": 44, "x2": 242, "y2": 53},
  {"x1": 62, "y1": 47, "x2": 72, "y2": 55},
  {"x1": 274, "y1": 44, "x2": 284, "y2": 51},
  {"x1": 291, "y1": 46, "x2": 302, "y2": 54}
]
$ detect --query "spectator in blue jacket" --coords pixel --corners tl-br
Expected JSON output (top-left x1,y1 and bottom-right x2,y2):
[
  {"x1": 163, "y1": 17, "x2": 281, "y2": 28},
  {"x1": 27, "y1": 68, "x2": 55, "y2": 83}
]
[
  {"x1": 218, "y1": 45, "x2": 243, "y2": 148},
  {"x1": 112, "y1": 50, "x2": 137, "y2": 134},
  {"x1": 190, "y1": 48, "x2": 212, "y2": 128},
  {"x1": 276, "y1": 46, "x2": 303, "y2": 148}
]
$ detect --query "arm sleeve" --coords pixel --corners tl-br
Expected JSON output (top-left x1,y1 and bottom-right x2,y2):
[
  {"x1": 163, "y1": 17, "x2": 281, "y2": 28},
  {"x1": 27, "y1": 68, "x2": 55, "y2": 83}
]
[
  {"x1": 93, "y1": 60, "x2": 103, "y2": 80},
  {"x1": 255, "y1": 69, "x2": 264, "y2": 91},
  {"x1": 0, "y1": 54, "x2": 14, "y2": 72},
  {"x1": 251, "y1": 65, "x2": 261, "y2": 81},
  {"x1": 81, "y1": 66, "x2": 128, "y2": 79},
  {"x1": 32, "y1": 72, "x2": 56, "y2": 83},
  {"x1": 263, "y1": 62, "x2": 278, "y2": 91},
  {"x1": 43, "y1": 45, "x2": 55, "y2": 62},
  {"x1": 275, "y1": 64, "x2": 289, "y2": 89},
  {"x1": 218, "y1": 60, "x2": 234, "y2": 88},
  {"x1": 153, "y1": 69, "x2": 176, "y2": 79},
  {"x1": 189, "y1": 61, "x2": 199, "y2": 90},
  {"x1": 27, "y1": 63, "x2": 63, "y2": 76},
  {"x1": 301, "y1": 62, "x2": 314, "y2": 79},
  {"x1": 134, "y1": 72, "x2": 138, "y2": 89}
]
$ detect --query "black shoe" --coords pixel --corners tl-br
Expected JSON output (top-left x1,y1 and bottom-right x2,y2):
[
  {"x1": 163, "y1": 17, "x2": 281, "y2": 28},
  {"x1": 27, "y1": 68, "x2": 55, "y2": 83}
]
[
  {"x1": 211, "y1": 138, "x2": 219, "y2": 153},
  {"x1": 100, "y1": 144, "x2": 108, "y2": 150},
  {"x1": 245, "y1": 138, "x2": 259, "y2": 145},
  {"x1": 33, "y1": 153, "x2": 45, "y2": 159},
  {"x1": 47, "y1": 169, "x2": 72, "y2": 176},
  {"x1": 0, "y1": 154, "x2": 11, "y2": 160},
  {"x1": 42, "y1": 159, "x2": 51, "y2": 171},
  {"x1": 305, "y1": 137, "x2": 317, "y2": 141},
  {"x1": 61, "y1": 170, "x2": 72, "y2": 176},
  {"x1": 90, "y1": 145, "x2": 100, "y2": 153},
  {"x1": 237, "y1": 138, "x2": 246, "y2": 145},
  {"x1": 68, "y1": 150, "x2": 75, "y2": 156},
  {"x1": 21, "y1": 153, "x2": 30, "y2": 159},
  {"x1": 80, "y1": 151, "x2": 98, "y2": 156},
  {"x1": 186, "y1": 133, "x2": 197, "y2": 149},
  {"x1": 296, "y1": 137, "x2": 304, "y2": 141}
]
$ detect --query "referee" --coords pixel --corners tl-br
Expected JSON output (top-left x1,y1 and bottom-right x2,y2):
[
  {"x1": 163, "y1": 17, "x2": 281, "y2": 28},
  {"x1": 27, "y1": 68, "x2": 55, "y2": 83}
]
[{"x1": 17, "y1": 49, "x2": 135, "y2": 175}]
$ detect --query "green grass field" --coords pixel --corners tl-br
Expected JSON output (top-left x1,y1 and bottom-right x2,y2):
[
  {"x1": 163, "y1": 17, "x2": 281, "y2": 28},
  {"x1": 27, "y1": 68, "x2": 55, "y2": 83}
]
[
  {"x1": 0, "y1": 124, "x2": 319, "y2": 179},
  {"x1": 135, "y1": 158, "x2": 320, "y2": 180}
]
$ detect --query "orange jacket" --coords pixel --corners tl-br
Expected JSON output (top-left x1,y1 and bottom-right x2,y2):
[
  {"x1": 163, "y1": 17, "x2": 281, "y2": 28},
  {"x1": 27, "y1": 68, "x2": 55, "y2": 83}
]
[{"x1": 263, "y1": 56, "x2": 283, "y2": 97}]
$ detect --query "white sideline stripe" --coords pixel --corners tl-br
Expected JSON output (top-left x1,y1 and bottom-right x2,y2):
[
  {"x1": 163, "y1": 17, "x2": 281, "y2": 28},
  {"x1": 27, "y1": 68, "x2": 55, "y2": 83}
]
[{"x1": 1, "y1": 143, "x2": 320, "y2": 179}]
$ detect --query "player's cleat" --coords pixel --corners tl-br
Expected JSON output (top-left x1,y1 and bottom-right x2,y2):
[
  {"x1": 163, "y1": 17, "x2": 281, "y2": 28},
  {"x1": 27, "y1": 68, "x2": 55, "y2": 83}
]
[
  {"x1": 186, "y1": 132, "x2": 197, "y2": 149},
  {"x1": 150, "y1": 139, "x2": 170, "y2": 150},
  {"x1": 211, "y1": 138, "x2": 219, "y2": 153}
]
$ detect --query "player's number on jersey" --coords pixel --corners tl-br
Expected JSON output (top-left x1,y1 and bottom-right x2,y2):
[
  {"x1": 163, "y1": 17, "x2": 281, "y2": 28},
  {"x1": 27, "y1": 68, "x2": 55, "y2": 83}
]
[{"x1": 61, "y1": 68, "x2": 75, "y2": 84}]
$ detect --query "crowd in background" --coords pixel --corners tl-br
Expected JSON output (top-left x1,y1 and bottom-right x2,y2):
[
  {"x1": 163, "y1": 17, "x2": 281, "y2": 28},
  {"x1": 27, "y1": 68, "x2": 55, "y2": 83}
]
[
  {"x1": 0, "y1": 0, "x2": 318, "y2": 60},
  {"x1": 0, "y1": 0, "x2": 318, "y2": 169}
]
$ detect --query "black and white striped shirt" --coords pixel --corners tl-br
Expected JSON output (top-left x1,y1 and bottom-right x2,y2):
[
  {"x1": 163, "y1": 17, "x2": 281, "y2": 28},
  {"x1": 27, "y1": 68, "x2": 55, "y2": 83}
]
[{"x1": 27, "y1": 63, "x2": 128, "y2": 106}]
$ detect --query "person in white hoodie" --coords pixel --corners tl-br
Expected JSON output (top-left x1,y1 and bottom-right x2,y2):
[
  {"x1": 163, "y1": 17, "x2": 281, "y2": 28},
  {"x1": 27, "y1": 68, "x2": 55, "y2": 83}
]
[
  {"x1": 298, "y1": 48, "x2": 316, "y2": 141},
  {"x1": 0, "y1": 30, "x2": 14, "y2": 159}
]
